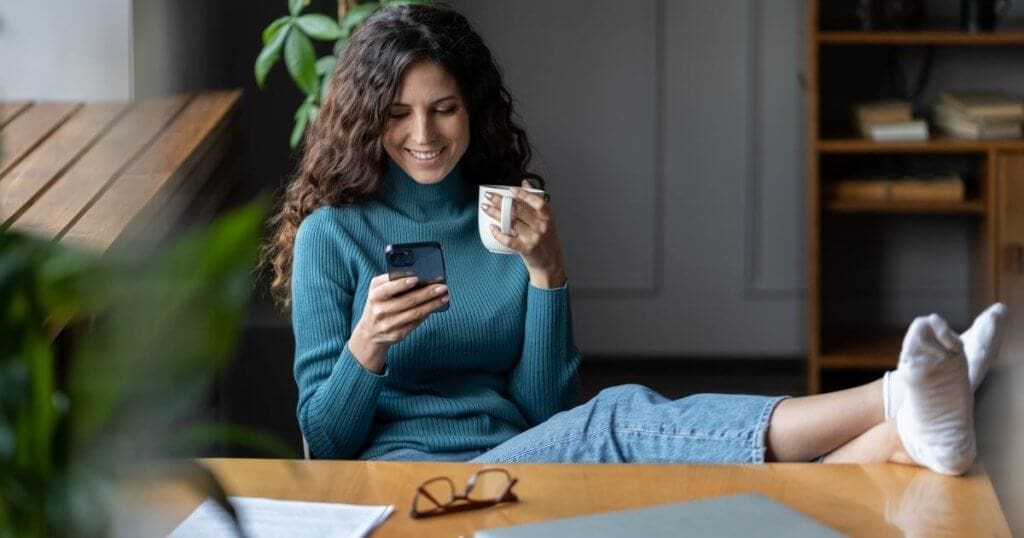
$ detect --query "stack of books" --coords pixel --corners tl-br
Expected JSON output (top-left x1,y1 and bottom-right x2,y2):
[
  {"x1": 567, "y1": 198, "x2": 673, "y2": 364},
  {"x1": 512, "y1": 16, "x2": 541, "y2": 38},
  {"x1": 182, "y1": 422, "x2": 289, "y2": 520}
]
[
  {"x1": 853, "y1": 100, "x2": 929, "y2": 141},
  {"x1": 933, "y1": 91, "x2": 1024, "y2": 140},
  {"x1": 826, "y1": 173, "x2": 965, "y2": 203}
]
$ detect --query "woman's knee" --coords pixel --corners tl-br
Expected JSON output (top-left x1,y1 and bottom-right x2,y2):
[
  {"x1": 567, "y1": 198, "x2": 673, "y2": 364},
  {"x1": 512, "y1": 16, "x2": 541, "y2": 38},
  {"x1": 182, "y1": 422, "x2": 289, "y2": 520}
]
[{"x1": 596, "y1": 384, "x2": 657, "y2": 405}]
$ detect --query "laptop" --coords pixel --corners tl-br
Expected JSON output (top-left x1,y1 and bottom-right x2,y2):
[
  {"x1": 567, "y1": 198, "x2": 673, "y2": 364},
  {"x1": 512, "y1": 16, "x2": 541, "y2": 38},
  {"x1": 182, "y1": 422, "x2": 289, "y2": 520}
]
[{"x1": 475, "y1": 494, "x2": 842, "y2": 538}]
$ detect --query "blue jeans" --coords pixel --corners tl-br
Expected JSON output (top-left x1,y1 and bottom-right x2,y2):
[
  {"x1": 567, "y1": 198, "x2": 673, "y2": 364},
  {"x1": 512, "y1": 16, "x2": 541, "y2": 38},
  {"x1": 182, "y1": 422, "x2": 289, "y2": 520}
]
[{"x1": 372, "y1": 384, "x2": 788, "y2": 464}]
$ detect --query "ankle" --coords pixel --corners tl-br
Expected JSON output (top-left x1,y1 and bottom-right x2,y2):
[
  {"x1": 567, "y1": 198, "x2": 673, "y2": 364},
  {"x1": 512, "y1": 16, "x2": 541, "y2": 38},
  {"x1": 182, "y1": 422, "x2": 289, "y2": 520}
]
[{"x1": 885, "y1": 421, "x2": 917, "y2": 466}]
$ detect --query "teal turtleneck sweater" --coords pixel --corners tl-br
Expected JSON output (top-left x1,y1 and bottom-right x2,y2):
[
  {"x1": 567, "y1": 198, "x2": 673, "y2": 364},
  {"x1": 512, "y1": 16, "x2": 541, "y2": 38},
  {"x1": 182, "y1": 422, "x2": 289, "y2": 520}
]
[{"x1": 291, "y1": 161, "x2": 581, "y2": 459}]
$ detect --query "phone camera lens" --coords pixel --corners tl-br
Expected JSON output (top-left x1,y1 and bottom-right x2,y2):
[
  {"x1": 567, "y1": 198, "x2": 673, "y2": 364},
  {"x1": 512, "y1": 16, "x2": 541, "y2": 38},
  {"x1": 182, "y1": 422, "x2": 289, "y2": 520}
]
[{"x1": 389, "y1": 249, "x2": 415, "y2": 268}]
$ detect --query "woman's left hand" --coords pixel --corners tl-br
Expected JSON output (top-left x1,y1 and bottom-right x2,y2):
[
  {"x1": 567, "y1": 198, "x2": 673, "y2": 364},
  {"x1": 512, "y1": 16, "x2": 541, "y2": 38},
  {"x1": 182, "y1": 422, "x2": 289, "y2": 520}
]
[{"x1": 482, "y1": 180, "x2": 567, "y2": 289}]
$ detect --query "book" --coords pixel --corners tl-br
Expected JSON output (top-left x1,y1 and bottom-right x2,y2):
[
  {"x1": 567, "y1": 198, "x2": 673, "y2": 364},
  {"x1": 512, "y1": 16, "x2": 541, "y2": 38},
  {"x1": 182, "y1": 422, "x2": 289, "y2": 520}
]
[
  {"x1": 854, "y1": 100, "x2": 913, "y2": 133},
  {"x1": 890, "y1": 177, "x2": 964, "y2": 202},
  {"x1": 940, "y1": 91, "x2": 1024, "y2": 122},
  {"x1": 474, "y1": 494, "x2": 841, "y2": 538},
  {"x1": 827, "y1": 174, "x2": 964, "y2": 203},
  {"x1": 933, "y1": 103, "x2": 1022, "y2": 140},
  {"x1": 867, "y1": 120, "x2": 929, "y2": 141},
  {"x1": 826, "y1": 180, "x2": 890, "y2": 201}
]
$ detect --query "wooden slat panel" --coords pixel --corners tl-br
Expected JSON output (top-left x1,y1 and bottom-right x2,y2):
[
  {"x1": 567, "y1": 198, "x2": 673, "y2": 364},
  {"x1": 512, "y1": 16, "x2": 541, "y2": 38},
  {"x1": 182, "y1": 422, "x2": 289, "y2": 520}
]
[
  {"x1": 125, "y1": 116, "x2": 243, "y2": 246},
  {"x1": 0, "y1": 103, "x2": 80, "y2": 178},
  {"x1": 998, "y1": 154, "x2": 1024, "y2": 368},
  {"x1": 1, "y1": 103, "x2": 127, "y2": 229},
  {"x1": 0, "y1": 101, "x2": 32, "y2": 127},
  {"x1": 62, "y1": 90, "x2": 240, "y2": 252},
  {"x1": 13, "y1": 96, "x2": 191, "y2": 240}
]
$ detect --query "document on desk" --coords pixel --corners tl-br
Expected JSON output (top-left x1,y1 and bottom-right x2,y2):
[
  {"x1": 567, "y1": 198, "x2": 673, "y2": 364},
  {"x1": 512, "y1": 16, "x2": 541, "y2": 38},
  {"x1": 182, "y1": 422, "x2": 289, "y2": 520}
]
[{"x1": 169, "y1": 496, "x2": 394, "y2": 538}]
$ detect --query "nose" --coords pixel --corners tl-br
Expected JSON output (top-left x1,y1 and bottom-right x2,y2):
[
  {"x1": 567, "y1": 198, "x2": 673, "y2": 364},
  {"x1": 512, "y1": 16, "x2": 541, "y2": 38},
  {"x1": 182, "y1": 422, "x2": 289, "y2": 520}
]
[{"x1": 411, "y1": 112, "x2": 436, "y2": 145}]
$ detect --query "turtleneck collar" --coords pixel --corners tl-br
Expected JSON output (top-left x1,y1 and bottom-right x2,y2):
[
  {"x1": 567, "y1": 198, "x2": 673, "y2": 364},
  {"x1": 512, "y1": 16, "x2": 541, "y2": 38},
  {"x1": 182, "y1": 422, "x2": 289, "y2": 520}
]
[{"x1": 377, "y1": 158, "x2": 470, "y2": 217}]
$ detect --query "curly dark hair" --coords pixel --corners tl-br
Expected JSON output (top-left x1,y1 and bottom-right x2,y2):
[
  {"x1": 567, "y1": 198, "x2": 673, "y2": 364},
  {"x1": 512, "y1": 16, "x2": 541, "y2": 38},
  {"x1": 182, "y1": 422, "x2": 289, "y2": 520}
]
[{"x1": 260, "y1": 3, "x2": 540, "y2": 311}]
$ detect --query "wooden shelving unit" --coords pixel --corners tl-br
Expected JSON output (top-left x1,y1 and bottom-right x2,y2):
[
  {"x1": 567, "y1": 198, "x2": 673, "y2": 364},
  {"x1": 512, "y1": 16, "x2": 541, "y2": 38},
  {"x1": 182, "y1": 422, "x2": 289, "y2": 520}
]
[
  {"x1": 824, "y1": 199, "x2": 986, "y2": 214},
  {"x1": 819, "y1": 137, "x2": 1024, "y2": 154},
  {"x1": 806, "y1": 2, "x2": 1024, "y2": 393},
  {"x1": 818, "y1": 30, "x2": 1024, "y2": 45}
]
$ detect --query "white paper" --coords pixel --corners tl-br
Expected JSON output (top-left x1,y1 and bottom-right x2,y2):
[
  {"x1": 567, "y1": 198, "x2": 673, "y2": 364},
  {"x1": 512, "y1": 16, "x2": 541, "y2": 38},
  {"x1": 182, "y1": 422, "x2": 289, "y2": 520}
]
[{"x1": 169, "y1": 496, "x2": 394, "y2": 538}]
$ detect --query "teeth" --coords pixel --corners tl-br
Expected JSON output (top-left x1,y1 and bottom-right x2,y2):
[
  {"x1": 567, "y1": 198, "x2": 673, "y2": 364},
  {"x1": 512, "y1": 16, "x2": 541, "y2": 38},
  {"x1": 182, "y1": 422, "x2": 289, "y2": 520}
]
[{"x1": 408, "y1": 148, "x2": 442, "y2": 160}]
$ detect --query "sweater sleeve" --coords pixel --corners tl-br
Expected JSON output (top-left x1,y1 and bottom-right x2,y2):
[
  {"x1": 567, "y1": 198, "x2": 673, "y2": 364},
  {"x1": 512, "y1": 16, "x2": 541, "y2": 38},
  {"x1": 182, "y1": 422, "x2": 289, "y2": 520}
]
[
  {"x1": 507, "y1": 282, "x2": 582, "y2": 425},
  {"x1": 292, "y1": 211, "x2": 384, "y2": 459}
]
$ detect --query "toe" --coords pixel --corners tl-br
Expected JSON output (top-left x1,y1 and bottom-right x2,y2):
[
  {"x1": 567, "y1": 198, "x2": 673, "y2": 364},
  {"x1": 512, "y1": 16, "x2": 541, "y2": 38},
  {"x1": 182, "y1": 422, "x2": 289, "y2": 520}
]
[{"x1": 926, "y1": 314, "x2": 963, "y2": 355}]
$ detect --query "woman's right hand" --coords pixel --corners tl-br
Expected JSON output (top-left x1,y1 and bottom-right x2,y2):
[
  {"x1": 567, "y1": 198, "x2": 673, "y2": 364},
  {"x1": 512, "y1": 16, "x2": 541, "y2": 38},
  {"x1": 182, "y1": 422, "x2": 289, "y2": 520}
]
[{"x1": 348, "y1": 273, "x2": 450, "y2": 373}]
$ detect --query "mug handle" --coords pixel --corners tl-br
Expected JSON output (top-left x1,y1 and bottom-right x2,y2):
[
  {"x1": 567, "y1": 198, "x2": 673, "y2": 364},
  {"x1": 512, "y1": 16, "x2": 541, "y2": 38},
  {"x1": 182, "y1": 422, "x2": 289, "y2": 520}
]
[{"x1": 500, "y1": 194, "x2": 514, "y2": 235}]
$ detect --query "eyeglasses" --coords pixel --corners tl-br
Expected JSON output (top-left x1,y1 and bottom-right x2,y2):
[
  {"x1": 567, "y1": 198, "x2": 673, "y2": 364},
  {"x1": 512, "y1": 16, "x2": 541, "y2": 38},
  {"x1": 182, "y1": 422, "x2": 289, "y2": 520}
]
[{"x1": 410, "y1": 468, "x2": 519, "y2": 519}]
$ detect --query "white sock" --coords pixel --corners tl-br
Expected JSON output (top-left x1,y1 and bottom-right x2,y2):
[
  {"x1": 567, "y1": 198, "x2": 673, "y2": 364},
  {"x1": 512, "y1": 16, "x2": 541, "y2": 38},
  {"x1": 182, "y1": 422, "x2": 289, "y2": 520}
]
[
  {"x1": 883, "y1": 303, "x2": 1007, "y2": 420},
  {"x1": 895, "y1": 314, "x2": 975, "y2": 476},
  {"x1": 961, "y1": 302, "x2": 1006, "y2": 392}
]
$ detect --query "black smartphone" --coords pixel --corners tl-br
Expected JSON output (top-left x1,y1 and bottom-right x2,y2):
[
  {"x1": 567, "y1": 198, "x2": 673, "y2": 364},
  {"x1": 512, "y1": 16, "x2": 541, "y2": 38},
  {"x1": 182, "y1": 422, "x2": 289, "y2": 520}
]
[{"x1": 384, "y1": 242, "x2": 450, "y2": 312}]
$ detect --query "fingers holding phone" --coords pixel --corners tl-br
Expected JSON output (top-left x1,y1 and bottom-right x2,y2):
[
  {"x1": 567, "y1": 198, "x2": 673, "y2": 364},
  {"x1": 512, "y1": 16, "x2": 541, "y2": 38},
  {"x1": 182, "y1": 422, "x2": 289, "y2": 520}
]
[
  {"x1": 368, "y1": 275, "x2": 450, "y2": 334},
  {"x1": 350, "y1": 274, "x2": 449, "y2": 372}
]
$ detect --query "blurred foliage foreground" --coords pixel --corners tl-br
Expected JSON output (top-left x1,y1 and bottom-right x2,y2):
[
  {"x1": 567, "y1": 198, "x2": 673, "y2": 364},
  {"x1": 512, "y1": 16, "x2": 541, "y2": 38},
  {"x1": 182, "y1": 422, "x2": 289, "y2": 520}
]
[{"x1": 0, "y1": 200, "x2": 291, "y2": 537}]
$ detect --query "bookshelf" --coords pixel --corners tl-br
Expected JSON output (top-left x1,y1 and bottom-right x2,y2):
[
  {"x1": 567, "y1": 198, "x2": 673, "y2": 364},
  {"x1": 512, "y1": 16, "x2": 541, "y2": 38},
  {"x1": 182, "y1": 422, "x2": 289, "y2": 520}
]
[{"x1": 806, "y1": 2, "x2": 1024, "y2": 393}]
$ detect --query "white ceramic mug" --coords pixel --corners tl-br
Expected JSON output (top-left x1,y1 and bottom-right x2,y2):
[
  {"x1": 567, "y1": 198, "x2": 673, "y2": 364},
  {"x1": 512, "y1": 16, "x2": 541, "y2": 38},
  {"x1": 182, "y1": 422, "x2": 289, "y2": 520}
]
[{"x1": 478, "y1": 184, "x2": 545, "y2": 254}]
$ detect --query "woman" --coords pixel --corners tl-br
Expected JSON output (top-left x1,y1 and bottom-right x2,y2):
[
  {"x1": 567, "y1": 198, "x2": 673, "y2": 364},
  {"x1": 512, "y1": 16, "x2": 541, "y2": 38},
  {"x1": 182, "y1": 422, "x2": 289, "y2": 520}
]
[{"x1": 262, "y1": 4, "x2": 1005, "y2": 475}]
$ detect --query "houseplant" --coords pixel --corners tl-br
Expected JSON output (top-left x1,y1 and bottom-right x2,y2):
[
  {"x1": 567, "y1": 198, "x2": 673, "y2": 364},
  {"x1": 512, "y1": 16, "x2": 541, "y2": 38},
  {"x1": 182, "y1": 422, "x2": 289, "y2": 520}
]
[
  {"x1": 255, "y1": 0, "x2": 428, "y2": 148},
  {"x1": 0, "y1": 198, "x2": 292, "y2": 536}
]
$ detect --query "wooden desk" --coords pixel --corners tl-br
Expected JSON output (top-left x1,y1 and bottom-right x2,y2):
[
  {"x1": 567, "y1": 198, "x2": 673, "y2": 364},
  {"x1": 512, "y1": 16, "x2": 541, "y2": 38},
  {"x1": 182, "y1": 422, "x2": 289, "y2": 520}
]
[
  {"x1": 0, "y1": 91, "x2": 242, "y2": 253},
  {"x1": 142, "y1": 458, "x2": 1011, "y2": 537}
]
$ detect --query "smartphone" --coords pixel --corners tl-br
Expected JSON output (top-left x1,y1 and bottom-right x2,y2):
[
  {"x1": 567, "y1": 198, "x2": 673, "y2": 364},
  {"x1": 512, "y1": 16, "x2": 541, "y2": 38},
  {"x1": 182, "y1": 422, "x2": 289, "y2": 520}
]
[{"x1": 384, "y1": 242, "x2": 450, "y2": 312}]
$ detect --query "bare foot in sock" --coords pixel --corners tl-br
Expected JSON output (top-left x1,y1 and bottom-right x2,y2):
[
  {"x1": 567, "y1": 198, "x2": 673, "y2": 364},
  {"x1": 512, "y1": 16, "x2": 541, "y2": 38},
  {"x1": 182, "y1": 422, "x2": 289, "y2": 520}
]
[
  {"x1": 894, "y1": 314, "x2": 976, "y2": 476},
  {"x1": 883, "y1": 303, "x2": 1007, "y2": 419}
]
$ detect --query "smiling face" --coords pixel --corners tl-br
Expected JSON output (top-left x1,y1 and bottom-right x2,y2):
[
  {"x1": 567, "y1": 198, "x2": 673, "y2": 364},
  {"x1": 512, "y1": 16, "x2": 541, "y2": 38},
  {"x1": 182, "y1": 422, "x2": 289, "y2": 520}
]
[{"x1": 383, "y1": 60, "x2": 471, "y2": 184}]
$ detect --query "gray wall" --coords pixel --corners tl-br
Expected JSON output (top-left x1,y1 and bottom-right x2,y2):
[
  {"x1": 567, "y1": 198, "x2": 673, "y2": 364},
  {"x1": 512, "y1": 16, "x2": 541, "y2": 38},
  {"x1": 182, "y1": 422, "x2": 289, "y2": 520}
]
[
  {"x1": 0, "y1": 0, "x2": 133, "y2": 100},
  {"x1": 0, "y1": 0, "x2": 218, "y2": 100}
]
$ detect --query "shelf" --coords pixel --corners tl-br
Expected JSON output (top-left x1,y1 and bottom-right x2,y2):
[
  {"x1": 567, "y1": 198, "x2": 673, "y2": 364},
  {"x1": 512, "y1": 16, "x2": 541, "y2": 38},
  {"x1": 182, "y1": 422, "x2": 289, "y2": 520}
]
[
  {"x1": 820, "y1": 330, "x2": 904, "y2": 370},
  {"x1": 817, "y1": 137, "x2": 1024, "y2": 154},
  {"x1": 818, "y1": 30, "x2": 1024, "y2": 45},
  {"x1": 825, "y1": 199, "x2": 986, "y2": 214}
]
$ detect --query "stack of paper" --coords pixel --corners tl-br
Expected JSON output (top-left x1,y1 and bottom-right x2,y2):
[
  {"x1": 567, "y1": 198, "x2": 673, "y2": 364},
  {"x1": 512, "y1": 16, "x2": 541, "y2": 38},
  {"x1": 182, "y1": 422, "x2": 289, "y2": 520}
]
[{"x1": 170, "y1": 497, "x2": 394, "y2": 538}]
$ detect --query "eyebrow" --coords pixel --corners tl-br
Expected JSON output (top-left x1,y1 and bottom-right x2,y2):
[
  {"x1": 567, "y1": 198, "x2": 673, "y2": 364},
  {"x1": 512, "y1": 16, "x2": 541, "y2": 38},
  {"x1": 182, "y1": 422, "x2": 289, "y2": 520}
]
[{"x1": 391, "y1": 96, "x2": 459, "y2": 107}]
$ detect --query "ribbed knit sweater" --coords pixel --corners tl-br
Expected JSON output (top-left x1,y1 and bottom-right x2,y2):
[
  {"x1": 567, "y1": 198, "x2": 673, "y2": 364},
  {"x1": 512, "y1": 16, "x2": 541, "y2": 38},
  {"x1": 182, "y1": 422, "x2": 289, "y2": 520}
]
[{"x1": 291, "y1": 161, "x2": 581, "y2": 459}]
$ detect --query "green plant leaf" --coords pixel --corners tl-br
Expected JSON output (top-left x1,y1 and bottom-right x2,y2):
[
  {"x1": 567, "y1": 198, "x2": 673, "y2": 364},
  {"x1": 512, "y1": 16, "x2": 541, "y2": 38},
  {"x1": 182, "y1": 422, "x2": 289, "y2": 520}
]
[
  {"x1": 316, "y1": 56, "x2": 337, "y2": 103},
  {"x1": 255, "y1": 22, "x2": 290, "y2": 88},
  {"x1": 341, "y1": 2, "x2": 380, "y2": 35},
  {"x1": 320, "y1": 76, "x2": 332, "y2": 104},
  {"x1": 290, "y1": 99, "x2": 312, "y2": 149},
  {"x1": 315, "y1": 55, "x2": 336, "y2": 76},
  {"x1": 333, "y1": 34, "x2": 349, "y2": 56},
  {"x1": 288, "y1": 0, "x2": 308, "y2": 17},
  {"x1": 261, "y1": 15, "x2": 291, "y2": 45},
  {"x1": 284, "y1": 29, "x2": 319, "y2": 96},
  {"x1": 296, "y1": 14, "x2": 344, "y2": 41}
]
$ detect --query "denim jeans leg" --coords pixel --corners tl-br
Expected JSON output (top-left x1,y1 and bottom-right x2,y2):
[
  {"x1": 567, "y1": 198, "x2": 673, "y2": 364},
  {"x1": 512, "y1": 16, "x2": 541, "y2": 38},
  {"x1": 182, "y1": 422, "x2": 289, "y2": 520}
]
[{"x1": 471, "y1": 384, "x2": 788, "y2": 464}]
